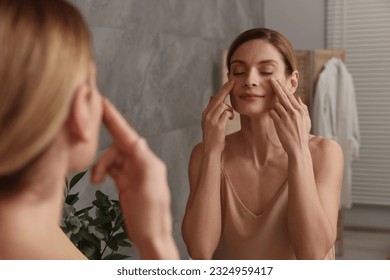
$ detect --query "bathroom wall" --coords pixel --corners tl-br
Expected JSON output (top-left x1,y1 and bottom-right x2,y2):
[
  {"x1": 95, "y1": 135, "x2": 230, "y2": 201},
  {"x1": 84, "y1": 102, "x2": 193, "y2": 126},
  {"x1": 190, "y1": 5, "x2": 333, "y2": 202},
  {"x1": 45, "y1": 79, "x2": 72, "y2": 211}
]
[
  {"x1": 69, "y1": 0, "x2": 264, "y2": 259},
  {"x1": 264, "y1": 0, "x2": 326, "y2": 49}
]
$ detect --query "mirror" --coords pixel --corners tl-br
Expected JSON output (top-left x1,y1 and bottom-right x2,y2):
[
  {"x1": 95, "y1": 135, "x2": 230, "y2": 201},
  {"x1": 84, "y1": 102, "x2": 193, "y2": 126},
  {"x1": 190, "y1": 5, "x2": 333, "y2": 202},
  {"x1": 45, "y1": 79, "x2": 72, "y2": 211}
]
[{"x1": 68, "y1": 0, "x2": 390, "y2": 260}]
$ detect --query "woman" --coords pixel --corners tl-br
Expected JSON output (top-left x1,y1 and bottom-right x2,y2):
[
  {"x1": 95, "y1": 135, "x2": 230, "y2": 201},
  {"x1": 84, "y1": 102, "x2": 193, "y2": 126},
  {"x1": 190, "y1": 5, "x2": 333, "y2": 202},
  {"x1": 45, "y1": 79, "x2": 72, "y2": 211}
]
[
  {"x1": 182, "y1": 28, "x2": 343, "y2": 260},
  {"x1": 0, "y1": 0, "x2": 178, "y2": 260}
]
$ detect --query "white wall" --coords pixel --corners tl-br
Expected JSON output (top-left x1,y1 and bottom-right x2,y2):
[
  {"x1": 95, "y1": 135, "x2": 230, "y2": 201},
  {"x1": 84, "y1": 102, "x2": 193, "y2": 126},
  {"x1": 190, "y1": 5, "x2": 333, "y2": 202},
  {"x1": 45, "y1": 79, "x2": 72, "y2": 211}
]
[{"x1": 264, "y1": 0, "x2": 326, "y2": 50}]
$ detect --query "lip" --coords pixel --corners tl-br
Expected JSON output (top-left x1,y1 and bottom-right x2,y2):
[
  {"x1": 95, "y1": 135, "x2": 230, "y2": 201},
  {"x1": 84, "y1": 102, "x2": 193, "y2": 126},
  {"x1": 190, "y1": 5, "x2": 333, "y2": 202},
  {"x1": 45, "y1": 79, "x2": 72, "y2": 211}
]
[{"x1": 239, "y1": 93, "x2": 266, "y2": 99}]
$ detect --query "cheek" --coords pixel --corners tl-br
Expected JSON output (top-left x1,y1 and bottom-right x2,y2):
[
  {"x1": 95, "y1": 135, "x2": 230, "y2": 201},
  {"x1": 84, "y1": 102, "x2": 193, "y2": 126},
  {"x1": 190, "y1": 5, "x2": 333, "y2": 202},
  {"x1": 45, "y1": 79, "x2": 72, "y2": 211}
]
[
  {"x1": 232, "y1": 82, "x2": 240, "y2": 93},
  {"x1": 261, "y1": 78, "x2": 275, "y2": 95},
  {"x1": 227, "y1": 79, "x2": 240, "y2": 96},
  {"x1": 229, "y1": 75, "x2": 241, "y2": 84}
]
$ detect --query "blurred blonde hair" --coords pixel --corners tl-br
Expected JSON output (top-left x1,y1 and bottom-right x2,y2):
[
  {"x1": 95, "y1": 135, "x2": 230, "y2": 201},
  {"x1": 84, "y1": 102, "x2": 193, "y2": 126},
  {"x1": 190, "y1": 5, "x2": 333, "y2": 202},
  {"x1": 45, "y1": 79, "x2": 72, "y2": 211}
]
[{"x1": 0, "y1": 0, "x2": 92, "y2": 178}]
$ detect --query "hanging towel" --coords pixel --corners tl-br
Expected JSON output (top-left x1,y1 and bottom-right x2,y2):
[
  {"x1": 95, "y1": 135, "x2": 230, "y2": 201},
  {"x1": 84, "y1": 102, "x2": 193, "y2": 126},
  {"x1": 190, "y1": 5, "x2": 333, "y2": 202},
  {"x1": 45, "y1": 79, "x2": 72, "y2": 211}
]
[{"x1": 312, "y1": 57, "x2": 360, "y2": 208}]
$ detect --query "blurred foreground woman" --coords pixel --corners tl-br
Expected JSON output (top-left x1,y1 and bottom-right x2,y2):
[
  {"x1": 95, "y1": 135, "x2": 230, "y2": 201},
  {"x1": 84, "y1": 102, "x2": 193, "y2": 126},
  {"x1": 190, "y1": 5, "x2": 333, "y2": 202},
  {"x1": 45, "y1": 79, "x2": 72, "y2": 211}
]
[{"x1": 0, "y1": 0, "x2": 178, "y2": 260}]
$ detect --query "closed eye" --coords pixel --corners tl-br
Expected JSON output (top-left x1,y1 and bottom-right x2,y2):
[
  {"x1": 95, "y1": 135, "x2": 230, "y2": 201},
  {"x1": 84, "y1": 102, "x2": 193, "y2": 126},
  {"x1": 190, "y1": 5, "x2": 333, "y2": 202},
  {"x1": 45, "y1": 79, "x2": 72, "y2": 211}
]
[
  {"x1": 261, "y1": 72, "x2": 273, "y2": 75},
  {"x1": 233, "y1": 72, "x2": 245, "y2": 76}
]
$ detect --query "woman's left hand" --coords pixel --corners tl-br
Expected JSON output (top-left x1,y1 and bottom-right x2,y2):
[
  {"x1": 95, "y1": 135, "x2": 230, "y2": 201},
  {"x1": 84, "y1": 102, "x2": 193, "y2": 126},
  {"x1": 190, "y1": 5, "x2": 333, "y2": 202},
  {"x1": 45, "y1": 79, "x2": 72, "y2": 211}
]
[{"x1": 269, "y1": 78, "x2": 311, "y2": 155}]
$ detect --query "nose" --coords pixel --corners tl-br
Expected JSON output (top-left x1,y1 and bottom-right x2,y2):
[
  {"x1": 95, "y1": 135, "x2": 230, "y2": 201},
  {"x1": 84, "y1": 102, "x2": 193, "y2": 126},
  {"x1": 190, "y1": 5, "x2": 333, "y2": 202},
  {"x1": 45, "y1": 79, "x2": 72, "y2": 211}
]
[
  {"x1": 243, "y1": 69, "x2": 259, "y2": 87},
  {"x1": 244, "y1": 81, "x2": 258, "y2": 87}
]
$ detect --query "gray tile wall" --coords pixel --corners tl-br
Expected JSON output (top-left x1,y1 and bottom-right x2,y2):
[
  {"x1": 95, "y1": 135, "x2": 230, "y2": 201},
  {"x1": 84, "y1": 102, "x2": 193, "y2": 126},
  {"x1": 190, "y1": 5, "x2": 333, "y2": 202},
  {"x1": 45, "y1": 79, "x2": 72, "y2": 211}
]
[{"x1": 69, "y1": 0, "x2": 264, "y2": 259}]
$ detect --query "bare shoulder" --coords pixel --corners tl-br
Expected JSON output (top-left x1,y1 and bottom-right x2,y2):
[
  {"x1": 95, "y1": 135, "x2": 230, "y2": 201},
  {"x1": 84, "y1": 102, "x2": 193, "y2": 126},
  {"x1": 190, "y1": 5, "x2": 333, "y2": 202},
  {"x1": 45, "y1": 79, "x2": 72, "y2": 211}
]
[
  {"x1": 309, "y1": 135, "x2": 344, "y2": 178},
  {"x1": 189, "y1": 142, "x2": 204, "y2": 167},
  {"x1": 309, "y1": 135, "x2": 343, "y2": 160}
]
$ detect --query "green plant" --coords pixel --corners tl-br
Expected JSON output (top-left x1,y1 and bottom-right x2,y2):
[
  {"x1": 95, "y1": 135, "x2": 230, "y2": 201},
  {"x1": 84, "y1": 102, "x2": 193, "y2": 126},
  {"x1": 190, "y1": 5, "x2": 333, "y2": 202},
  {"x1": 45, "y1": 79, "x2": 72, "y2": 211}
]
[{"x1": 61, "y1": 171, "x2": 132, "y2": 260}]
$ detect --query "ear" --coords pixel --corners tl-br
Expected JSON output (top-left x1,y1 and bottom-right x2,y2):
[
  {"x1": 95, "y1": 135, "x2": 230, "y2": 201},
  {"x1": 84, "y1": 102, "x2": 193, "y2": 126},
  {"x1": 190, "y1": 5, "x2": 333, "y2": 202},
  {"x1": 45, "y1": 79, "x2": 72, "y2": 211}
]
[
  {"x1": 289, "y1": 70, "x2": 299, "y2": 94},
  {"x1": 65, "y1": 83, "x2": 92, "y2": 143}
]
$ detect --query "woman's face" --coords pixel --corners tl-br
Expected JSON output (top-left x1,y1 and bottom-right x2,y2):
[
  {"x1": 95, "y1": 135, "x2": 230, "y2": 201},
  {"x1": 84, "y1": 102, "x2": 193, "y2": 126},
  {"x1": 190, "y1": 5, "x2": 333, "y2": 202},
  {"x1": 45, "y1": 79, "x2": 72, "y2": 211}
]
[{"x1": 228, "y1": 39, "x2": 292, "y2": 116}]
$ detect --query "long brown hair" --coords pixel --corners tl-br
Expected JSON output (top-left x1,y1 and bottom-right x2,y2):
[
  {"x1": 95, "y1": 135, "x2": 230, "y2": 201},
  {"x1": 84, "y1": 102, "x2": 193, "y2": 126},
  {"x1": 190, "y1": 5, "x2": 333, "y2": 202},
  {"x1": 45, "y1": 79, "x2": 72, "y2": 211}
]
[
  {"x1": 226, "y1": 28, "x2": 297, "y2": 75},
  {"x1": 0, "y1": 0, "x2": 92, "y2": 182}
]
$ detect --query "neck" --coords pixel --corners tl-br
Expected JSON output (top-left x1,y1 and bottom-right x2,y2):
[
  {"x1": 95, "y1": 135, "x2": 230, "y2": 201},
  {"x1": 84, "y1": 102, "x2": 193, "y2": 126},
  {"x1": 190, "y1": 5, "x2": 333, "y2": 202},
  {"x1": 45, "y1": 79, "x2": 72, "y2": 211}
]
[
  {"x1": 0, "y1": 134, "x2": 89, "y2": 259},
  {"x1": 237, "y1": 113, "x2": 285, "y2": 166},
  {"x1": 0, "y1": 144, "x2": 69, "y2": 237}
]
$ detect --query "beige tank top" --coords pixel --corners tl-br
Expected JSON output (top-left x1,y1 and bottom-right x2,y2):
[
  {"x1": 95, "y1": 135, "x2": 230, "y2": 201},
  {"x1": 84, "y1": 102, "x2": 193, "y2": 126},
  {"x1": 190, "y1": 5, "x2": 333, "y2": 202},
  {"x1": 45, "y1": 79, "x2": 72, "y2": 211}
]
[{"x1": 212, "y1": 165, "x2": 335, "y2": 260}]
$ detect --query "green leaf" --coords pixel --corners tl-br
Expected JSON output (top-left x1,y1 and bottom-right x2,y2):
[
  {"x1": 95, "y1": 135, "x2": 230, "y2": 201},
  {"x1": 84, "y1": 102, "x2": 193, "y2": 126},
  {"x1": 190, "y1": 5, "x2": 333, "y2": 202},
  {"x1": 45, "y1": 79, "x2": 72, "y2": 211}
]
[
  {"x1": 63, "y1": 203, "x2": 76, "y2": 217},
  {"x1": 60, "y1": 225, "x2": 70, "y2": 234},
  {"x1": 111, "y1": 199, "x2": 120, "y2": 206},
  {"x1": 101, "y1": 226, "x2": 111, "y2": 240},
  {"x1": 107, "y1": 238, "x2": 118, "y2": 251},
  {"x1": 113, "y1": 214, "x2": 125, "y2": 232},
  {"x1": 109, "y1": 208, "x2": 117, "y2": 219},
  {"x1": 94, "y1": 226, "x2": 110, "y2": 241},
  {"x1": 79, "y1": 229, "x2": 101, "y2": 249},
  {"x1": 83, "y1": 209, "x2": 93, "y2": 222},
  {"x1": 121, "y1": 224, "x2": 130, "y2": 239},
  {"x1": 92, "y1": 196, "x2": 111, "y2": 210},
  {"x1": 79, "y1": 244, "x2": 96, "y2": 259},
  {"x1": 117, "y1": 239, "x2": 132, "y2": 248},
  {"x1": 95, "y1": 190, "x2": 110, "y2": 202},
  {"x1": 103, "y1": 253, "x2": 130, "y2": 260},
  {"x1": 65, "y1": 193, "x2": 79, "y2": 205},
  {"x1": 74, "y1": 206, "x2": 93, "y2": 216},
  {"x1": 114, "y1": 207, "x2": 121, "y2": 216},
  {"x1": 69, "y1": 170, "x2": 87, "y2": 190},
  {"x1": 70, "y1": 233, "x2": 82, "y2": 244},
  {"x1": 69, "y1": 216, "x2": 82, "y2": 227},
  {"x1": 93, "y1": 230, "x2": 105, "y2": 240},
  {"x1": 70, "y1": 227, "x2": 81, "y2": 235},
  {"x1": 68, "y1": 217, "x2": 82, "y2": 234},
  {"x1": 78, "y1": 240, "x2": 101, "y2": 260},
  {"x1": 95, "y1": 208, "x2": 104, "y2": 218},
  {"x1": 112, "y1": 232, "x2": 128, "y2": 240},
  {"x1": 90, "y1": 216, "x2": 112, "y2": 227},
  {"x1": 100, "y1": 219, "x2": 113, "y2": 233},
  {"x1": 81, "y1": 220, "x2": 89, "y2": 228}
]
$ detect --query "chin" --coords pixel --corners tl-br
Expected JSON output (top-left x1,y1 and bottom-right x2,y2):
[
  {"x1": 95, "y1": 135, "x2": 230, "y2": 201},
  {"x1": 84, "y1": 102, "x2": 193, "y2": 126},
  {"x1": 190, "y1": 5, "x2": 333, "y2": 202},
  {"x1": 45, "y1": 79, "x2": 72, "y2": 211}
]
[
  {"x1": 237, "y1": 109, "x2": 271, "y2": 118},
  {"x1": 232, "y1": 102, "x2": 272, "y2": 116}
]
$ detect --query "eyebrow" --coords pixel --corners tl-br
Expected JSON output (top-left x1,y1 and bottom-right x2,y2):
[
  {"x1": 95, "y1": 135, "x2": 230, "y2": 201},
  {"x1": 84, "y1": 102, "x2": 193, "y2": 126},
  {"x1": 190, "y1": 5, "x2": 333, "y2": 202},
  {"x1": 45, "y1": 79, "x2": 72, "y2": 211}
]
[{"x1": 230, "y1": 59, "x2": 278, "y2": 66}]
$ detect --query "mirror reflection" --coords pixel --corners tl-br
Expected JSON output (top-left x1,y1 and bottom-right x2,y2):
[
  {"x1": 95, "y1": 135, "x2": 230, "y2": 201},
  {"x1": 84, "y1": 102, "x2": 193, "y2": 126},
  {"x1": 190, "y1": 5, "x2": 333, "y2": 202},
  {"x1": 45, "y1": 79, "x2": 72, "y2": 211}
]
[{"x1": 182, "y1": 28, "x2": 342, "y2": 260}]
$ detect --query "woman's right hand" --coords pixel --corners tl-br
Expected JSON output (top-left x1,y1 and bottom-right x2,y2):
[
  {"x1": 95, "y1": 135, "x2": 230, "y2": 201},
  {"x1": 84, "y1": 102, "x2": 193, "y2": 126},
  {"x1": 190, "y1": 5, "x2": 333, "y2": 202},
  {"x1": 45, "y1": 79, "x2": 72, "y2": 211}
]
[
  {"x1": 201, "y1": 80, "x2": 235, "y2": 155},
  {"x1": 91, "y1": 98, "x2": 179, "y2": 259}
]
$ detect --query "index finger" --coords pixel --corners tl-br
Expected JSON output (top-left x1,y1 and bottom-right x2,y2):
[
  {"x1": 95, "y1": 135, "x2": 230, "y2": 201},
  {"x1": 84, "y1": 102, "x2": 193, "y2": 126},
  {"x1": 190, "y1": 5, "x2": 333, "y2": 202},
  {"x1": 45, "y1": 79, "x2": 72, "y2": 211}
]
[
  {"x1": 276, "y1": 79, "x2": 300, "y2": 108},
  {"x1": 269, "y1": 78, "x2": 293, "y2": 110},
  {"x1": 213, "y1": 80, "x2": 235, "y2": 105},
  {"x1": 102, "y1": 98, "x2": 140, "y2": 147}
]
